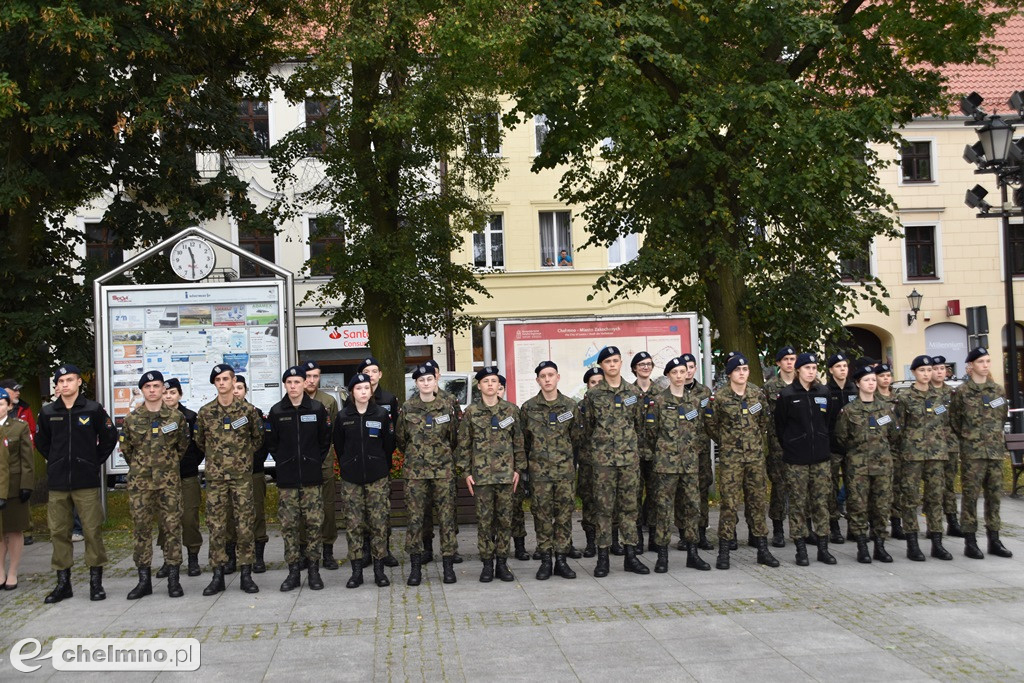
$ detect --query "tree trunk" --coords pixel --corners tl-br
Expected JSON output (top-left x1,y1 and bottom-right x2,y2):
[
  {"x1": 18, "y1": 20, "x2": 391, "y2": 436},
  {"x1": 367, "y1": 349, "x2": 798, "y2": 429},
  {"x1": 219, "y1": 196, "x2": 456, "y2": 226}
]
[
  {"x1": 364, "y1": 293, "x2": 406, "y2": 407},
  {"x1": 706, "y1": 262, "x2": 764, "y2": 386}
]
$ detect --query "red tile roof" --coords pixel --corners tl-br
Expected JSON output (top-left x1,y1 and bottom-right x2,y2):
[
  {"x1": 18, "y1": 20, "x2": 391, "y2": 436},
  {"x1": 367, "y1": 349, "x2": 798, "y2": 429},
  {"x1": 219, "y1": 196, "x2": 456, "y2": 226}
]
[{"x1": 944, "y1": 14, "x2": 1024, "y2": 107}]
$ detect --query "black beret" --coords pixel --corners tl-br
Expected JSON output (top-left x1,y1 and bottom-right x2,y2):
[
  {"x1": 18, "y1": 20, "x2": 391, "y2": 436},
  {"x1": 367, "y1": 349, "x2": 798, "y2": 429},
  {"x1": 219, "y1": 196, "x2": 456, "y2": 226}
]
[
  {"x1": 680, "y1": 353, "x2": 696, "y2": 365},
  {"x1": 282, "y1": 365, "x2": 306, "y2": 382},
  {"x1": 725, "y1": 354, "x2": 748, "y2": 375},
  {"x1": 966, "y1": 347, "x2": 989, "y2": 363},
  {"x1": 827, "y1": 353, "x2": 848, "y2": 368},
  {"x1": 357, "y1": 356, "x2": 380, "y2": 373},
  {"x1": 347, "y1": 373, "x2": 371, "y2": 391},
  {"x1": 424, "y1": 359, "x2": 439, "y2": 371},
  {"x1": 234, "y1": 375, "x2": 247, "y2": 388},
  {"x1": 138, "y1": 370, "x2": 165, "y2": 389},
  {"x1": 931, "y1": 355, "x2": 947, "y2": 365},
  {"x1": 910, "y1": 355, "x2": 933, "y2": 370},
  {"x1": 209, "y1": 364, "x2": 233, "y2": 384},
  {"x1": 597, "y1": 346, "x2": 621, "y2": 364},
  {"x1": 163, "y1": 378, "x2": 182, "y2": 393},
  {"x1": 663, "y1": 356, "x2": 685, "y2": 376},
  {"x1": 775, "y1": 346, "x2": 797, "y2": 362},
  {"x1": 303, "y1": 360, "x2": 320, "y2": 372},
  {"x1": 535, "y1": 360, "x2": 558, "y2": 375},
  {"x1": 412, "y1": 364, "x2": 433, "y2": 380},
  {"x1": 630, "y1": 351, "x2": 652, "y2": 368},
  {"x1": 852, "y1": 365, "x2": 876, "y2": 383},
  {"x1": 498, "y1": 374, "x2": 506, "y2": 387},
  {"x1": 583, "y1": 367, "x2": 604, "y2": 384},
  {"x1": 475, "y1": 366, "x2": 499, "y2": 382},
  {"x1": 53, "y1": 364, "x2": 81, "y2": 382},
  {"x1": 873, "y1": 363, "x2": 892, "y2": 375},
  {"x1": 795, "y1": 353, "x2": 817, "y2": 369}
]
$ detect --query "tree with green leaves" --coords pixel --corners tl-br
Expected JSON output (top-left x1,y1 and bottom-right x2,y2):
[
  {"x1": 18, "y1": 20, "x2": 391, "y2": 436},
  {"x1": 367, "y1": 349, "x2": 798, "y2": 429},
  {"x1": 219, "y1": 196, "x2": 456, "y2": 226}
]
[
  {"x1": 271, "y1": 0, "x2": 522, "y2": 400},
  {"x1": 0, "y1": 0, "x2": 290, "y2": 382},
  {"x1": 512, "y1": 0, "x2": 1021, "y2": 381}
]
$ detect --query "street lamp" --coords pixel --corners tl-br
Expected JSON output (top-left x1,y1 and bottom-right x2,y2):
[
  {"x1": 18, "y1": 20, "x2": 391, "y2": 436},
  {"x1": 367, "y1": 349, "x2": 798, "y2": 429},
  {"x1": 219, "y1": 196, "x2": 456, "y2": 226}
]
[{"x1": 907, "y1": 289, "x2": 923, "y2": 326}]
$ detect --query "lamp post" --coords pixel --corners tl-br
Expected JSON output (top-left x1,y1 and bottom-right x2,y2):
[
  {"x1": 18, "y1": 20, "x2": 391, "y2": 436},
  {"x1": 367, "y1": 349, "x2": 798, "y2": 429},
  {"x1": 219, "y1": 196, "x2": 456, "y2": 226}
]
[{"x1": 906, "y1": 288, "x2": 923, "y2": 326}]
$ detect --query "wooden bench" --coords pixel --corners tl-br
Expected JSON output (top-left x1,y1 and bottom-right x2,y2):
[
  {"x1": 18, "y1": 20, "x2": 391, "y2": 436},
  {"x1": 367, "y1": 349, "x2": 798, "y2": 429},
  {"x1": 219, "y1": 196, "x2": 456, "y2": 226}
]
[{"x1": 1005, "y1": 433, "x2": 1024, "y2": 498}]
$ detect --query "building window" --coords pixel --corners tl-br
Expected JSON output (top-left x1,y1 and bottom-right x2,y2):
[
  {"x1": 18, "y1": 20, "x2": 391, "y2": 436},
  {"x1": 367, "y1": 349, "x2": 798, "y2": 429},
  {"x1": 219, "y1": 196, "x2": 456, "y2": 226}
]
[
  {"x1": 308, "y1": 216, "x2": 345, "y2": 276},
  {"x1": 473, "y1": 214, "x2": 505, "y2": 269},
  {"x1": 238, "y1": 100, "x2": 270, "y2": 154},
  {"x1": 1011, "y1": 223, "x2": 1024, "y2": 277},
  {"x1": 900, "y1": 141, "x2": 933, "y2": 183},
  {"x1": 467, "y1": 112, "x2": 501, "y2": 156},
  {"x1": 84, "y1": 220, "x2": 123, "y2": 270},
  {"x1": 840, "y1": 239, "x2": 872, "y2": 282},
  {"x1": 608, "y1": 234, "x2": 638, "y2": 267},
  {"x1": 534, "y1": 114, "x2": 548, "y2": 155},
  {"x1": 304, "y1": 99, "x2": 333, "y2": 154},
  {"x1": 539, "y1": 211, "x2": 573, "y2": 268},
  {"x1": 905, "y1": 225, "x2": 938, "y2": 280},
  {"x1": 238, "y1": 228, "x2": 276, "y2": 278}
]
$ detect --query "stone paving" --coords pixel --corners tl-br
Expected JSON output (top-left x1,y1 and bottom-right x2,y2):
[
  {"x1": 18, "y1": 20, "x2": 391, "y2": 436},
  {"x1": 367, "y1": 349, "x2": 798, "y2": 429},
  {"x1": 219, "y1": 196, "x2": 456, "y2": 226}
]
[{"x1": 2, "y1": 497, "x2": 1024, "y2": 681}]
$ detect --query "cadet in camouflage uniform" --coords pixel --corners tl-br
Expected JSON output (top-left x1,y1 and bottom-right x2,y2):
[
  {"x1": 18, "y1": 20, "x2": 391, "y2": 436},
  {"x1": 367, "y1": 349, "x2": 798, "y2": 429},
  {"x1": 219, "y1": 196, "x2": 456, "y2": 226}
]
[
  {"x1": 646, "y1": 356, "x2": 711, "y2": 573},
  {"x1": 195, "y1": 364, "x2": 264, "y2": 595},
  {"x1": 835, "y1": 365, "x2": 899, "y2": 564},
  {"x1": 825, "y1": 353, "x2": 856, "y2": 544},
  {"x1": 894, "y1": 355, "x2": 952, "y2": 562},
  {"x1": 300, "y1": 361, "x2": 344, "y2": 570},
  {"x1": 576, "y1": 367, "x2": 604, "y2": 557},
  {"x1": 952, "y1": 347, "x2": 1013, "y2": 559},
  {"x1": 874, "y1": 363, "x2": 905, "y2": 539},
  {"x1": 705, "y1": 353, "x2": 779, "y2": 570},
  {"x1": 420, "y1": 359, "x2": 464, "y2": 565},
  {"x1": 631, "y1": 351, "x2": 658, "y2": 554},
  {"x1": 120, "y1": 371, "x2": 190, "y2": 599},
  {"x1": 505, "y1": 375, "x2": 533, "y2": 562},
  {"x1": 223, "y1": 375, "x2": 269, "y2": 574},
  {"x1": 675, "y1": 353, "x2": 714, "y2": 551},
  {"x1": 762, "y1": 346, "x2": 797, "y2": 548},
  {"x1": 158, "y1": 379, "x2": 205, "y2": 578},
  {"x1": 396, "y1": 364, "x2": 460, "y2": 586},
  {"x1": 580, "y1": 346, "x2": 650, "y2": 577},
  {"x1": 520, "y1": 361, "x2": 579, "y2": 580},
  {"x1": 930, "y1": 356, "x2": 964, "y2": 537}
]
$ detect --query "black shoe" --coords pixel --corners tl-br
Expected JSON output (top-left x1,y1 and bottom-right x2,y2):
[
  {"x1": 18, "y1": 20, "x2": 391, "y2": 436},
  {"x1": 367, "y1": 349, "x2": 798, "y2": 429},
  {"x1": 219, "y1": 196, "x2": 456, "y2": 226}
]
[
  {"x1": 299, "y1": 556, "x2": 310, "y2": 571},
  {"x1": 442, "y1": 557, "x2": 457, "y2": 583},
  {"x1": 280, "y1": 563, "x2": 302, "y2": 592},
  {"x1": 856, "y1": 535, "x2": 871, "y2": 564},
  {"x1": 654, "y1": 545, "x2": 669, "y2": 573},
  {"x1": 322, "y1": 543, "x2": 339, "y2": 570},
  {"x1": 532, "y1": 547, "x2": 542, "y2": 561},
  {"x1": 891, "y1": 516, "x2": 906, "y2": 540},
  {"x1": 624, "y1": 546, "x2": 650, "y2": 574},
  {"x1": 583, "y1": 529, "x2": 597, "y2": 558},
  {"x1": 495, "y1": 558, "x2": 515, "y2": 582},
  {"x1": 346, "y1": 563, "x2": 364, "y2": 588},
  {"x1": 929, "y1": 532, "x2": 953, "y2": 561},
  {"x1": 408, "y1": 553, "x2": 423, "y2": 586},
  {"x1": 686, "y1": 544, "x2": 711, "y2": 571},
  {"x1": 203, "y1": 566, "x2": 226, "y2": 595},
  {"x1": 636, "y1": 525, "x2": 645, "y2": 555},
  {"x1": 794, "y1": 539, "x2": 809, "y2": 566},
  {"x1": 383, "y1": 550, "x2": 399, "y2": 568},
  {"x1": 536, "y1": 553, "x2": 553, "y2": 581},
  {"x1": 422, "y1": 538, "x2": 435, "y2": 564},
  {"x1": 24, "y1": 535, "x2": 33, "y2": 546},
  {"x1": 987, "y1": 530, "x2": 1013, "y2": 558},
  {"x1": 873, "y1": 538, "x2": 893, "y2": 563},
  {"x1": 308, "y1": 561, "x2": 324, "y2": 590},
  {"x1": 554, "y1": 554, "x2": 576, "y2": 579},
  {"x1": 167, "y1": 565, "x2": 184, "y2": 598},
  {"x1": 963, "y1": 532, "x2": 984, "y2": 559},
  {"x1": 253, "y1": 541, "x2": 267, "y2": 574},
  {"x1": 594, "y1": 548, "x2": 610, "y2": 578},
  {"x1": 127, "y1": 566, "x2": 153, "y2": 600},
  {"x1": 716, "y1": 539, "x2": 730, "y2": 570},
  {"x1": 479, "y1": 559, "x2": 495, "y2": 583},
  {"x1": 817, "y1": 539, "x2": 837, "y2": 565},
  {"x1": 567, "y1": 544, "x2": 583, "y2": 559},
  {"x1": 225, "y1": 543, "x2": 237, "y2": 574},
  {"x1": 697, "y1": 528, "x2": 713, "y2": 551},
  {"x1": 747, "y1": 531, "x2": 757, "y2": 548},
  {"x1": 239, "y1": 565, "x2": 259, "y2": 593},
  {"x1": 373, "y1": 558, "x2": 391, "y2": 587},
  {"x1": 829, "y1": 520, "x2": 845, "y2": 545},
  {"x1": 610, "y1": 530, "x2": 625, "y2": 556},
  {"x1": 513, "y1": 537, "x2": 530, "y2": 561},
  {"x1": 676, "y1": 528, "x2": 688, "y2": 551},
  {"x1": 155, "y1": 563, "x2": 170, "y2": 579},
  {"x1": 361, "y1": 538, "x2": 372, "y2": 569},
  {"x1": 187, "y1": 552, "x2": 202, "y2": 577},
  {"x1": 89, "y1": 566, "x2": 106, "y2": 601},
  {"x1": 451, "y1": 552, "x2": 464, "y2": 564},
  {"x1": 756, "y1": 537, "x2": 780, "y2": 567},
  {"x1": 771, "y1": 519, "x2": 785, "y2": 548},
  {"x1": 805, "y1": 530, "x2": 820, "y2": 545},
  {"x1": 906, "y1": 534, "x2": 926, "y2": 562},
  {"x1": 946, "y1": 513, "x2": 964, "y2": 538},
  {"x1": 44, "y1": 569, "x2": 72, "y2": 604}
]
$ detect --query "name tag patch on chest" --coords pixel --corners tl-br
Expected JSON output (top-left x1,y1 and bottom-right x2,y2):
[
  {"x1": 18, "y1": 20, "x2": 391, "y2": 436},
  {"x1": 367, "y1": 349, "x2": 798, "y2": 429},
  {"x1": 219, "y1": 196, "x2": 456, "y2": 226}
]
[
  {"x1": 434, "y1": 414, "x2": 451, "y2": 424},
  {"x1": 557, "y1": 411, "x2": 574, "y2": 423},
  {"x1": 366, "y1": 421, "x2": 382, "y2": 429},
  {"x1": 623, "y1": 396, "x2": 637, "y2": 406},
  {"x1": 300, "y1": 414, "x2": 317, "y2": 423},
  {"x1": 990, "y1": 397, "x2": 1006, "y2": 408},
  {"x1": 161, "y1": 422, "x2": 178, "y2": 434},
  {"x1": 934, "y1": 404, "x2": 947, "y2": 415},
  {"x1": 748, "y1": 402, "x2": 762, "y2": 414},
  {"x1": 684, "y1": 409, "x2": 699, "y2": 421},
  {"x1": 498, "y1": 416, "x2": 515, "y2": 429},
  {"x1": 814, "y1": 397, "x2": 828, "y2": 406},
  {"x1": 230, "y1": 416, "x2": 249, "y2": 430},
  {"x1": 876, "y1": 415, "x2": 892, "y2": 426}
]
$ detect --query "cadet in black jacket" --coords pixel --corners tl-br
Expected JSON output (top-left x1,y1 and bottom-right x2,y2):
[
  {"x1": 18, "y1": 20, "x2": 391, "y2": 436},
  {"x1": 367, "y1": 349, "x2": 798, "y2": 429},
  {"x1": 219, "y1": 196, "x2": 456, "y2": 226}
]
[
  {"x1": 36, "y1": 364, "x2": 119, "y2": 603},
  {"x1": 158, "y1": 378, "x2": 206, "y2": 578},
  {"x1": 774, "y1": 353, "x2": 836, "y2": 566},
  {"x1": 356, "y1": 356, "x2": 400, "y2": 568},
  {"x1": 333, "y1": 373, "x2": 396, "y2": 589},
  {"x1": 266, "y1": 366, "x2": 332, "y2": 592}
]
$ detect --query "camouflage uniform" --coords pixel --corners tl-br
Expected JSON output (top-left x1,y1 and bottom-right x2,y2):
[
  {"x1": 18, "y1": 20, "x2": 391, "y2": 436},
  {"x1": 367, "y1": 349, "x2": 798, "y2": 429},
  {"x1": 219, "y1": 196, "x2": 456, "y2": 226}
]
[
  {"x1": 826, "y1": 378, "x2": 858, "y2": 522},
  {"x1": 120, "y1": 405, "x2": 190, "y2": 567},
  {"x1": 424, "y1": 388, "x2": 463, "y2": 545},
  {"x1": 580, "y1": 379, "x2": 644, "y2": 548},
  {"x1": 951, "y1": 378, "x2": 1008, "y2": 533},
  {"x1": 226, "y1": 401, "x2": 268, "y2": 546},
  {"x1": 894, "y1": 386, "x2": 948, "y2": 535},
  {"x1": 762, "y1": 375, "x2": 791, "y2": 522},
  {"x1": 396, "y1": 395, "x2": 459, "y2": 556},
  {"x1": 834, "y1": 398, "x2": 900, "y2": 539},
  {"x1": 877, "y1": 390, "x2": 903, "y2": 521},
  {"x1": 575, "y1": 399, "x2": 597, "y2": 535},
  {"x1": 280, "y1": 487, "x2": 324, "y2": 564},
  {"x1": 647, "y1": 388, "x2": 703, "y2": 546},
  {"x1": 636, "y1": 381, "x2": 659, "y2": 531},
  {"x1": 455, "y1": 399, "x2": 525, "y2": 560},
  {"x1": 195, "y1": 398, "x2": 264, "y2": 567},
  {"x1": 933, "y1": 383, "x2": 960, "y2": 517},
  {"x1": 676, "y1": 381, "x2": 713, "y2": 532},
  {"x1": 521, "y1": 391, "x2": 578, "y2": 554},
  {"x1": 705, "y1": 385, "x2": 770, "y2": 541},
  {"x1": 313, "y1": 390, "x2": 339, "y2": 545},
  {"x1": 511, "y1": 477, "x2": 529, "y2": 538}
]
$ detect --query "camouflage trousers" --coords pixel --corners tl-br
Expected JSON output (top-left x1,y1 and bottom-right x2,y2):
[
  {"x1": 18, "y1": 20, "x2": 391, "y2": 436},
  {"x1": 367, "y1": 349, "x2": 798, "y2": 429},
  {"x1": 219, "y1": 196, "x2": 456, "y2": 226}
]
[
  {"x1": 784, "y1": 461, "x2": 830, "y2": 541},
  {"x1": 339, "y1": 478, "x2": 390, "y2": 562},
  {"x1": 827, "y1": 453, "x2": 845, "y2": 522},
  {"x1": 423, "y1": 476, "x2": 460, "y2": 543},
  {"x1": 943, "y1": 451, "x2": 960, "y2": 515},
  {"x1": 511, "y1": 480, "x2": 529, "y2": 538},
  {"x1": 676, "y1": 444, "x2": 713, "y2": 531},
  {"x1": 959, "y1": 458, "x2": 1003, "y2": 533},
  {"x1": 655, "y1": 472, "x2": 699, "y2": 547},
  {"x1": 228, "y1": 472, "x2": 268, "y2": 545},
  {"x1": 49, "y1": 488, "x2": 107, "y2": 571},
  {"x1": 767, "y1": 446, "x2": 787, "y2": 521},
  {"x1": 207, "y1": 476, "x2": 254, "y2": 566},
  {"x1": 130, "y1": 482, "x2": 183, "y2": 567},
  {"x1": 717, "y1": 459, "x2": 768, "y2": 541},
  {"x1": 578, "y1": 463, "x2": 596, "y2": 533},
  {"x1": 158, "y1": 475, "x2": 203, "y2": 555},
  {"x1": 593, "y1": 464, "x2": 639, "y2": 548},
  {"x1": 406, "y1": 477, "x2": 457, "y2": 556},
  {"x1": 279, "y1": 485, "x2": 324, "y2": 564},
  {"x1": 532, "y1": 479, "x2": 575, "y2": 553},
  {"x1": 636, "y1": 459, "x2": 656, "y2": 528},
  {"x1": 846, "y1": 464, "x2": 892, "y2": 539},
  {"x1": 890, "y1": 451, "x2": 904, "y2": 520},
  {"x1": 473, "y1": 483, "x2": 513, "y2": 560},
  {"x1": 322, "y1": 453, "x2": 338, "y2": 544},
  {"x1": 901, "y1": 459, "x2": 945, "y2": 535}
]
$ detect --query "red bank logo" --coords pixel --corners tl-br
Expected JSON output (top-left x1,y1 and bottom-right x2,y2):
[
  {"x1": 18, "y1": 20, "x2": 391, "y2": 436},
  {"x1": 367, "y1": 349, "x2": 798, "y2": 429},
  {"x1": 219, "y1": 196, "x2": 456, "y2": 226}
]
[{"x1": 328, "y1": 329, "x2": 342, "y2": 339}]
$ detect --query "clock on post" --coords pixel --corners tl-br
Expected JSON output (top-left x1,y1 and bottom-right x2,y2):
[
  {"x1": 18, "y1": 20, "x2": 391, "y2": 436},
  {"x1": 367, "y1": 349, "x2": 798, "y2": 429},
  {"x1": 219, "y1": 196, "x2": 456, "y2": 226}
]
[{"x1": 169, "y1": 237, "x2": 216, "y2": 281}]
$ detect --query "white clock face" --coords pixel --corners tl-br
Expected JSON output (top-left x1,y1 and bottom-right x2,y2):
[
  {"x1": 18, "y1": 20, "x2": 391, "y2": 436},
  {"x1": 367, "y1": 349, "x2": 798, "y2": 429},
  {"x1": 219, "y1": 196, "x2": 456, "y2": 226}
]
[{"x1": 170, "y1": 237, "x2": 216, "y2": 281}]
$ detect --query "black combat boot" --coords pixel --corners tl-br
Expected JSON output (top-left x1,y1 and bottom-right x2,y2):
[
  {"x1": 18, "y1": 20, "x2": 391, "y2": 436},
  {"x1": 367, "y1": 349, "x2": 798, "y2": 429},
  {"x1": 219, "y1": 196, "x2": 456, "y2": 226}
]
[
  {"x1": 636, "y1": 524, "x2": 645, "y2": 555},
  {"x1": 308, "y1": 561, "x2": 324, "y2": 590},
  {"x1": 677, "y1": 528, "x2": 688, "y2": 551},
  {"x1": 407, "y1": 553, "x2": 423, "y2": 586},
  {"x1": 873, "y1": 538, "x2": 893, "y2": 563},
  {"x1": 891, "y1": 516, "x2": 906, "y2": 540},
  {"x1": 697, "y1": 528, "x2": 713, "y2": 551},
  {"x1": 44, "y1": 569, "x2": 73, "y2": 604},
  {"x1": 747, "y1": 531, "x2": 757, "y2": 548},
  {"x1": 583, "y1": 529, "x2": 597, "y2": 558},
  {"x1": 383, "y1": 532, "x2": 399, "y2": 567},
  {"x1": 594, "y1": 548, "x2": 610, "y2": 578},
  {"x1": 771, "y1": 519, "x2": 786, "y2": 548},
  {"x1": 905, "y1": 533, "x2": 926, "y2": 561},
  {"x1": 513, "y1": 537, "x2": 530, "y2": 561},
  {"x1": 654, "y1": 545, "x2": 669, "y2": 573},
  {"x1": 532, "y1": 546, "x2": 542, "y2": 561},
  {"x1": 361, "y1": 538, "x2": 372, "y2": 569},
  {"x1": 794, "y1": 539, "x2": 809, "y2": 566},
  {"x1": 127, "y1": 566, "x2": 153, "y2": 600},
  {"x1": 373, "y1": 558, "x2": 391, "y2": 587},
  {"x1": 346, "y1": 561, "x2": 364, "y2": 588},
  {"x1": 716, "y1": 539, "x2": 730, "y2": 570},
  {"x1": 442, "y1": 556, "x2": 457, "y2": 583},
  {"x1": 299, "y1": 556, "x2": 310, "y2": 571},
  {"x1": 816, "y1": 538, "x2": 837, "y2": 565},
  {"x1": 422, "y1": 537, "x2": 435, "y2": 564},
  {"x1": 828, "y1": 519, "x2": 845, "y2": 545},
  {"x1": 239, "y1": 565, "x2": 260, "y2": 593},
  {"x1": 536, "y1": 552, "x2": 553, "y2": 581},
  {"x1": 963, "y1": 533, "x2": 984, "y2": 559},
  {"x1": 929, "y1": 532, "x2": 953, "y2": 560},
  {"x1": 856, "y1": 535, "x2": 871, "y2": 564},
  {"x1": 805, "y1": 529, "x2": 819, "y2": 545},
  {"x1": 729, "y1": 538, "x2": 738, "y2": 551},
  {"x1": 225, "y1": 543, "x2": 237, "y2": 574},
  {"x1": 846, "y1": 521, "x2": 857, "y2": 542},
  {"x1": 756, "y1": 537, "x2": 780, "y2": 567},
  {"x1": 686, "y1": 544, "x2": 711, "y2": 571},
  {"x1": 253, "y1": 541, "x2": 267, "y2": 574},
  {"x1": 946, "y1": 513, "x2": 964, "y2": 538},
  {"x1": 647, "y1": 526, "x2": 658, "y2": 552},
  {"x1": 610, "y1": 530, "x2": 625, "y2": 556},
  {"x1": 89, "y1": 566, "x2": 106, "y2": 601},
  {"x1": 479, "y1": 559, "x2": 494, "y2": 583},
  {"x1": 322, "y1": 543, "x2": 339, "y2": 570},
  {"x1": 280, "y1": 563, "x2": 302, "y2": 592},
  {"x1": 987, "y1": 530, "x2": 1013, "y2": 558},
  {"x1": 495, "y1": 557, "x2": 515, "y2": 582},
  {"x1": 623, "y1": 545, "x2": 650, "y2": 574},
  {"x1": 187, "y1": 552, "x2": 201, "y2": 577},
  {"x1": 554, "y1": 554, "x2": 576, "y2": 579},
  {"x1": 203, "y1": 566, "x2": 225, "y2": 595},
  {"x1": 451, "y1": 550, "x2": 463, "y2": 564},
  {"x1": 167, "y1": 565, "x2": 184, "y2": 598},
  {"x1": 568, "y1": 544, "x2": 583, "y2": 559},
  {"x1": 155, "y1": 563, "x2": 170, "y2": 579}
]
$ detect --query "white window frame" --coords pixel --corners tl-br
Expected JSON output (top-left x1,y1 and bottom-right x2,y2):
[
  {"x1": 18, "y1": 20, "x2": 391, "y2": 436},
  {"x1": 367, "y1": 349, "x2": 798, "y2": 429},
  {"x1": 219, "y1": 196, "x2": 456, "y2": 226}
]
[
  {"x1": 838, "y1": 238, "x2": 877, "y2": 285},
  {"x1": 472, "y1": 214, "x2": 505, "y2": 269},
  {"x1": 607, "y1": 233, "x2": 639, "y2": 267},
  {"x1": 534, "y1": 114, "x2": 548, "y2": 156},
  {"x1": 78, "y1": 216, "x2": 126, "y2": 266},
  {"x1": 467, "y1": 112, "x2": 502, "y2": 157},
  {"x1": 900, "y1": 220, "x2": 944, "y2": 284},
  {"x1": 897, "y1": 137, "x2": 937, "y2": 186},
  {"x1": 234, "y1": 98, "x2": 274, "y2": 159},
  {"x1": 538, "y1": 210, "x2": 574, "y2": 269}
]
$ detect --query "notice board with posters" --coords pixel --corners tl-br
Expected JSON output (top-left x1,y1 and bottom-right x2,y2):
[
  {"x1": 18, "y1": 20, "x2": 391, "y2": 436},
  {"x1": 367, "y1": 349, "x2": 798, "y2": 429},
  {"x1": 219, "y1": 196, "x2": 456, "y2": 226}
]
[{"x1": 496, "y1": 314, "x2": 700, "y2": 405}]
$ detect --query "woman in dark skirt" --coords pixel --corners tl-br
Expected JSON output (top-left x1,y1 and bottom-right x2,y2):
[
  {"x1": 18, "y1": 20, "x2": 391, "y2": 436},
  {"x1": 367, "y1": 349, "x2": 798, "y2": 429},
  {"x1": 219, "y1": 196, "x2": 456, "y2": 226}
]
[{"x1": 0, "y1": 388, "x2": 29, "y2": 589}]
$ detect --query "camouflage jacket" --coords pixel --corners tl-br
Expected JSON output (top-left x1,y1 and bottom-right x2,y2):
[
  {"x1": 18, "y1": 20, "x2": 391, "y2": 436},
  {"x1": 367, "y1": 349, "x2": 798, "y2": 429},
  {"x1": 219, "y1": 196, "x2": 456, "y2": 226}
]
[
  {"x1": 520, "y1": 391, "x2": 577, "y2": 481},
  {"x1": 950, "y1": 377, "x2": 1008, "y2": 460},
  {"x1": 894, "y1": 385, "x2": 948, "y2": 461},
  {"x1": 762, "y1": 375, "x2": 791, "y2": 455},
  {"x1": 455, "y1": 399, "x2": 525, "y2": 486},
  {"x1": 835, "y1": 398, "x2": 900, "y2": 476},
  {"x1": 705, "y1": 384, "x2": 769, "y2": 464},
  {"x1": 931, "y1": 383, "x2": 957, "y2": 454},
  {"x1": 580, "y1": 379, "x2": 644, "y2": 467},
  {"x1": 573, "y1": 399, "x2": 591, "y2": 466},
  {"x1": 195, "y1": 397, "x2": 265, "y2": 480},
  {"x1": 437, "y1": 388, "x2": 465, "y2": 421},
  {"x1": 120, "y1": 405, "x2": 190, "y2": 490},
  {"x1": 635, "y1": 380, "x2": 660, "y2": 461},
  {"x1": 647, "y1": 387, "x2": 703, "y2": 474},
  {"x1": 0, "y1": 417, "x2": 33, "y2": 496},
  {"x1": 396, "y1": 395, "x2": 458, "y2": 480},
  {"x1": 313, "y1": 389, "x2": 339, "y2": 474}
]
